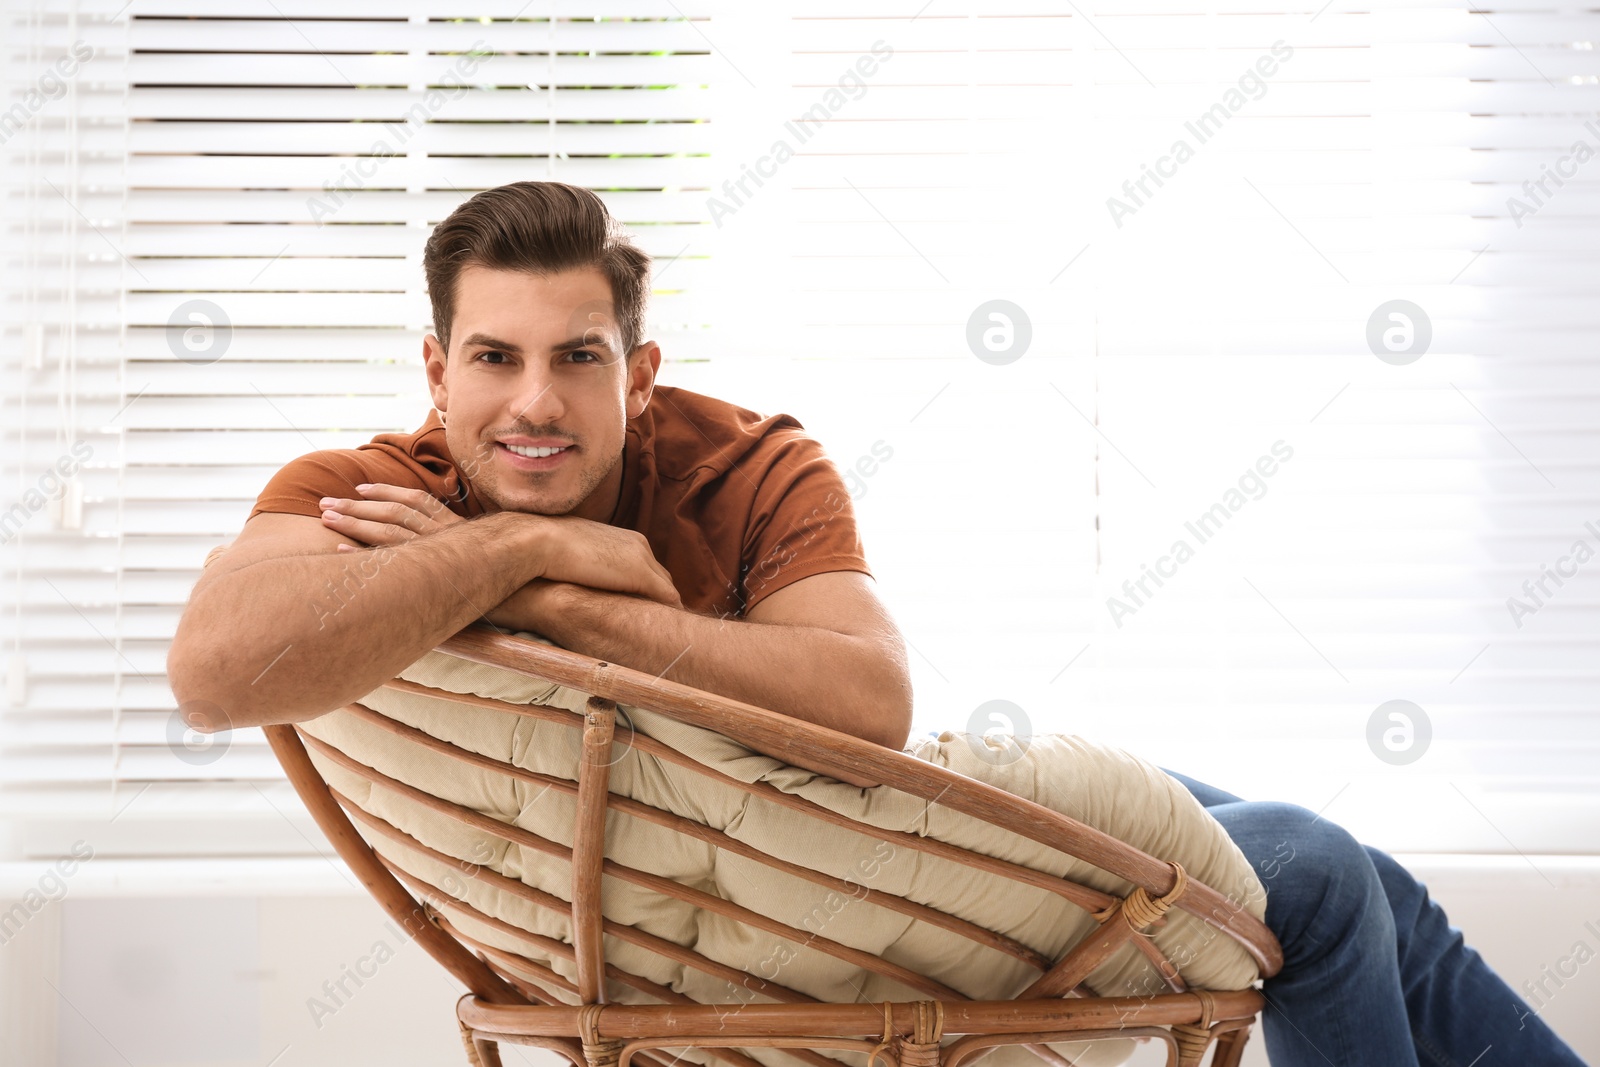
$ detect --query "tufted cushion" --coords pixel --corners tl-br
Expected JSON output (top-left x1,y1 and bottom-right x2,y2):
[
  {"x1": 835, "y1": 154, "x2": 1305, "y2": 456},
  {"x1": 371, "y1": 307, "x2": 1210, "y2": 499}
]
[{"x1": 298, "y1": 635, "x2": 1267, "y2": 1067}]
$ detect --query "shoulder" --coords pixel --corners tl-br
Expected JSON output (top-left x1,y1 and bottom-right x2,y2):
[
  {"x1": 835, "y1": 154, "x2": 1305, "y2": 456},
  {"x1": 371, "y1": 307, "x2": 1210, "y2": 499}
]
[
  {"x1": 258, "y1": 447, "x2": 390, "y2": 492},
  {"x1": 253, "y1": 413, "x2": 457, "y2": 518},
  {"x1": 276, "y1": 416, "x2": 446, "y2": 489},
  {"x1": 361, "y1": 409, "x2": 453, "y2": 474},
  {"x1": 642, "y1": 384, "x2": 816, "y2": 482}
]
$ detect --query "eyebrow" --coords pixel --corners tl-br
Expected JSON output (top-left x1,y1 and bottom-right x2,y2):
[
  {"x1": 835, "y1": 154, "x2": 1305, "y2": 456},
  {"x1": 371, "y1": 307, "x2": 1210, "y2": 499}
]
[{"x1": 458, "y1": 332, "x2": 617, "y2": 355}]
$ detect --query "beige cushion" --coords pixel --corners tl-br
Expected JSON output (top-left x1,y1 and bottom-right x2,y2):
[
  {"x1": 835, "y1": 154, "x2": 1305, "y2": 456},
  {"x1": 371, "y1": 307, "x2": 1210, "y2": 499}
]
[{"x1": 299, "y1": 635, "x2": 1267, "y2": 1067}]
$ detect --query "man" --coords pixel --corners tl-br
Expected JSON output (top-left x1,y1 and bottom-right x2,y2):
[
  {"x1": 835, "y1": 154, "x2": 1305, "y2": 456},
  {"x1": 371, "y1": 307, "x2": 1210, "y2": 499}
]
[
  {"x1": 168, "y1": 182, "x2": 1588, "y2": 1066},
  {"x1": 167, "y1": 182, "x2": 911, "y2": 789}
]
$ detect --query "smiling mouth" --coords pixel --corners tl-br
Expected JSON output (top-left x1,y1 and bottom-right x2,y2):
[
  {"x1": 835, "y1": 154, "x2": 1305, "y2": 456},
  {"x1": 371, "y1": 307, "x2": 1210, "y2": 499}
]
[
  {"x1": 495, "y1": 441, "x2": 575, "y2": 470},
  {"x1": 501, "y1": 443, "x2": 571, "y2": 458}
]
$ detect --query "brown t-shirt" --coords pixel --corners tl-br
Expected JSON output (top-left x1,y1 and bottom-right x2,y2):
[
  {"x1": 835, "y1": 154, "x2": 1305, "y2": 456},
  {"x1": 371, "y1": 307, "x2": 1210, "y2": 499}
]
[{"x1": 245, "y1": 384, "x2": 873, "y2": 618}]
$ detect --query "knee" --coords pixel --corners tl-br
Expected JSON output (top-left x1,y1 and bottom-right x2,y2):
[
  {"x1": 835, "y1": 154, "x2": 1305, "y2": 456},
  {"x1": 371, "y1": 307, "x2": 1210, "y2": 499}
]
[
  {"x1": 1364, "y1": 845, "x2": 1457, "y2": 963},
  {"x1": 1242, "y1": 803, "x2": 1392, "y2": 945},
  {"x1": 1247, "y1": 802, "x2": 1370, "y2": 878},
  {"x1": 1365, "y1": 843, "x2": 1425, "y2": 913}
]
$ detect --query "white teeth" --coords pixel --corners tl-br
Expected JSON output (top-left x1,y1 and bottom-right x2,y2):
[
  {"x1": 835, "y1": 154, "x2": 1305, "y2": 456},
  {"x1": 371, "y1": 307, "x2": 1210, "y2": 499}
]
[{"x1": 504, "y1": 443, "x2": 568, "y2": 458}]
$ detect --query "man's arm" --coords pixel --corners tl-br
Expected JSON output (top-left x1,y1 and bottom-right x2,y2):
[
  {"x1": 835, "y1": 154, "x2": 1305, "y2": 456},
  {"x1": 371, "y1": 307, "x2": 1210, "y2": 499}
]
[
  {"x1": 490, "y1": 570, "x2": 914, "y2": 769},
  {"x1": 314, "y1": 484, "x2": 912, "y2": 785},
  {"x1": 173, "y1": 490, "x2": 682, "y2": 733},
  {"x1": 167, "y1": 511, "x2": 555, "y2": 732}
]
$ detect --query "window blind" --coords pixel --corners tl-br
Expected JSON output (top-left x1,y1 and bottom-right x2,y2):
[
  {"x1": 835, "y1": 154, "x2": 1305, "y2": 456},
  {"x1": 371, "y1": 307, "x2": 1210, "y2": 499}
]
[
  {"x1": 1, "y1": 0, "x2": 716, "y2": 878},
  {"x1": 706, "y1": 2, "x2": 1600, "y2": 856},
  {"x1": 5, "y1": 0, "x2": 1598, "y2": 881}
]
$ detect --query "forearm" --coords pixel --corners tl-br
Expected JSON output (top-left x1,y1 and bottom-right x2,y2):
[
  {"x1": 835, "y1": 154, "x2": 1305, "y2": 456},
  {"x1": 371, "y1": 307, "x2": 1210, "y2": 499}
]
[
  {"x1": 523, "y1": 586, "x2": 913, "y2": 754},
  {"x1": 169, "y1": 513, "x2": 543, "y2": 730}
]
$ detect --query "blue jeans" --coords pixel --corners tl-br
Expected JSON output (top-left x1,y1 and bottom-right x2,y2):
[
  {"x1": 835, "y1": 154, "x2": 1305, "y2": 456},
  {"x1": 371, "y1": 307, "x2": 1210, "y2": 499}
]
[{"x1": 1161, "y1": 769, "x2": 1590, "y2": 1066}]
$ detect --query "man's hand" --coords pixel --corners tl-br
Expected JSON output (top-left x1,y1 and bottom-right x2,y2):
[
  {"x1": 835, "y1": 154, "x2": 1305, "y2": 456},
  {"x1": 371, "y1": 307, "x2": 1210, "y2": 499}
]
[
  {"x1": 307, "y1": 483, "x2": 906, "y2": 779},
  {"x1": 321, "y1": 483, "x2": 681, "y2": 608},
  {"x1": 482, "y1": 577, "x2": 575, "y2": 633},
  {"x1": 533, "y1": 514, "x2": 682, "y2": 608},
  {"x1": 319, "y1": 483, "x2": 464, "y2": 549}
]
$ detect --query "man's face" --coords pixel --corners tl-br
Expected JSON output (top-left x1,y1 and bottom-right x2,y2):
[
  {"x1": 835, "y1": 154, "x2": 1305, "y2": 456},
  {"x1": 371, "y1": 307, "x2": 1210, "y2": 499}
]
[{"x1": 424, "y1": 264, "x2": 658, "y2": 521}]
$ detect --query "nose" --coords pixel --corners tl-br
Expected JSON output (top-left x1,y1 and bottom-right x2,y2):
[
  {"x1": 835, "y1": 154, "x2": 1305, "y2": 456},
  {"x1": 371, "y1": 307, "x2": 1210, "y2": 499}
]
[{"x1": 508, "y1": 362, "x2": 566, "y2": 428}]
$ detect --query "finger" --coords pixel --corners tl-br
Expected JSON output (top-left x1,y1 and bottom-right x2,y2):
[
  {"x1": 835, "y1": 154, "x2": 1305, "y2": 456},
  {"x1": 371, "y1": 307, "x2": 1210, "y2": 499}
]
[
  {"x1": 649, "y1": 575, "x2": 683, "y2": 608},
  {"x1": 322, "y1": 498, "x2": 428, "y2": 534},
  {"x1": 346, "y1": 498, "x2": 456, "y2": 537},
  {"x1": 355, "y1": 482, "x2": 454, "y2": 521},
  {"x1": 320, "y1": 509, "x2": 414, "y2": 546}
]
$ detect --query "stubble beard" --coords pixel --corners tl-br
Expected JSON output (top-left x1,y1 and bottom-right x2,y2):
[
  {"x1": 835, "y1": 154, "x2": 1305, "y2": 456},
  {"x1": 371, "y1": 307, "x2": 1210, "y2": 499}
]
[{"x1": 474, "y1": 445, "x2": 618, "y2": 517}]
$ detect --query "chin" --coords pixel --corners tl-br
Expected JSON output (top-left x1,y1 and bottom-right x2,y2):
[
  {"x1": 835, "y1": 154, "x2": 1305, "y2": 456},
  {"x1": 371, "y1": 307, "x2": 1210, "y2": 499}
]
[{"x1": 493, "y1": 495, "x2": 567, "y2": 516}]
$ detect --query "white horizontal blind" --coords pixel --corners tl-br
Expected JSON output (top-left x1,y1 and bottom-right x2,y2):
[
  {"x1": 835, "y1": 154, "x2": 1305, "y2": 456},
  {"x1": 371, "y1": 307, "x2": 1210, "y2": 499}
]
[
  {"x1": 7, "y1": 0, "x2": 1598, "y2": 877},
  {"x1": 701, "y1": 4, "x2": 1105, "y2": 771},
  {"x1": 707, "y1": 3, "x2": 1600, "y2": 854},
  {"x1": 1, "y1": 0, "x2": 718, "y2": 872},
  {"x1": 1081, "y1": 2, "x2": 1600, "y2": 854}
]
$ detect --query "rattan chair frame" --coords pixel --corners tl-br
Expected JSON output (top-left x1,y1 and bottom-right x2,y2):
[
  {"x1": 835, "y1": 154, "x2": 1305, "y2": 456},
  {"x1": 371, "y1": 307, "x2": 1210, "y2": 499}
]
[{"x1": 263, "y1": 623, "x2": 1283, "y2": 1067}]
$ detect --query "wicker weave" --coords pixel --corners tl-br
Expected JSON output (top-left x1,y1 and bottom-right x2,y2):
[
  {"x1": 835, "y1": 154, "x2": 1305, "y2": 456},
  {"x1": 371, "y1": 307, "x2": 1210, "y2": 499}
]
[{"x1": 264, "y1": 624, "x2": 1282, "y2": 1067}]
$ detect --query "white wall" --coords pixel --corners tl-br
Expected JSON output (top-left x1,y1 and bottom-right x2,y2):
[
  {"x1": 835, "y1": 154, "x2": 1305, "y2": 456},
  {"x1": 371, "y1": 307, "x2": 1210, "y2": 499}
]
[{"x1": 3, "y1": 857, "x2": 1596, "y2": 1067}]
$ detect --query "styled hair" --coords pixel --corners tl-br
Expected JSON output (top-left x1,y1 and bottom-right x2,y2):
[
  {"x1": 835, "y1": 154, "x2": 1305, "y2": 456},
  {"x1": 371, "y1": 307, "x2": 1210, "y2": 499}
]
[{"x1": 422, "y1": 181, "x2": 652, "y2": 357}]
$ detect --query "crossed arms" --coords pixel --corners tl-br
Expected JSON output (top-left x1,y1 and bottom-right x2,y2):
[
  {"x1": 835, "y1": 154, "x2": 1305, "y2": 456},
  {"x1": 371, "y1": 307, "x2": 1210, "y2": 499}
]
[{"x1": 167, "y1": 485, "x2": 914, "y2": 785}]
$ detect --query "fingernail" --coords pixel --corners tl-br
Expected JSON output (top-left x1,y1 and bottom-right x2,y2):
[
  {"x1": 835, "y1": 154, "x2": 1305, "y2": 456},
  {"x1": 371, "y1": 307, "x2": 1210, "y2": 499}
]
[
  {"x1": 356, "y1": 483, "x2": 372, "y2": 491},
  {"x1": 322, "y1": 509, "x2": 339, "y2": 520},
  {"x1": 319, "y1": 497, "x2": 334, "y2": 507}
]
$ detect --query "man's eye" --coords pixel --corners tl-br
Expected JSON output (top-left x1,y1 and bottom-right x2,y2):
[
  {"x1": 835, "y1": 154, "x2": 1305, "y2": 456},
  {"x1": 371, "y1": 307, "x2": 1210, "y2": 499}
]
[
  {"x1": 569, "y1": 350, "x2": 601, "y2": 364},
  {"x1": 475, "y1": 350, "x2": 508, "y2": 364}
]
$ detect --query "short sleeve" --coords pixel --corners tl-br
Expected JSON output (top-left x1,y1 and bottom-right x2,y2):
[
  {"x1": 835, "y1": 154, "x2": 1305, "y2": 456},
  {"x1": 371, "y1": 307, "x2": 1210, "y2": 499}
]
[
  {"x1": 739, "y1": 432, "x2": 874, "y2": 613},
  {"x1": 248, "y1": 450, "x2": 415, "y2": 522}
]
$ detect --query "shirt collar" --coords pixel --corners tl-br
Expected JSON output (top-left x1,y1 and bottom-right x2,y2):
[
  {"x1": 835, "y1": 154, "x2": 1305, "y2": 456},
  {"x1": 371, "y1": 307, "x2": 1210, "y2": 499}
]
[{"x1": 611, "y1": 415, "x2": 643, "y2": 528}]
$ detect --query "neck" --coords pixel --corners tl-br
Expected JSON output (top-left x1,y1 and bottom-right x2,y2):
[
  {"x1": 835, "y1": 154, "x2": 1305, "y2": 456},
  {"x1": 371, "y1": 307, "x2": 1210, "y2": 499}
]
[{"x1": 575, "y1": 450, "x2": 626, "y2": 524}]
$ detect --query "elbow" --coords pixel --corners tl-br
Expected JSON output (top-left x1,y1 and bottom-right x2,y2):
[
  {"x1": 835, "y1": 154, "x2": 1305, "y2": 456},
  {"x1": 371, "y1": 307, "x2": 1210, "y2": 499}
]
[
  {"x1": 849, "y1": 637, "x2": 912, "y2": 751},
  {"x1": 167, "y1": 584, "x2": 336, "y2": 732},
  {"x1": 866, "y1": 724, "x2": 909, "y2": 753},
  {"x1": 865, "y1": 674, "x2": 914, "y2": 752},
  {"x1": 882, "y1": 705, "x2": 914, "y2": 752},
  {"x1": 177, "y1": 698, "x2": 233, "y2": 735},
  {"x1": 168, "y1": 633, "x2": 295, "y2": 733},
  {"x1": 167, "y1": 638, "x2": 235, "y2": 733},
  {"x1": 885, "y1": 644, "x2": 915, "y2": 749}
]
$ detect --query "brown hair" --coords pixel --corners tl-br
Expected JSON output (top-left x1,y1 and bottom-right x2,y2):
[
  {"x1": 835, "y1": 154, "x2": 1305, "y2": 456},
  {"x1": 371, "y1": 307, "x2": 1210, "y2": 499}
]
[{"x1": 422, "y1": 181, "x2": 652, "y2": 357}]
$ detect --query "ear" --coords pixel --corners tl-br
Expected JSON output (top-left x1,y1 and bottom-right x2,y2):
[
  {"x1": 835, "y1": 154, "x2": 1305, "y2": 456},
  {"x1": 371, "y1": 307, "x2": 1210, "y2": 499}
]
[
  {"x1": 424, "y1": 333, "x2": 449, "y2": 414},
  {"x1": 625, "y1": 341, "x2": 661, "y2": 419}
]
